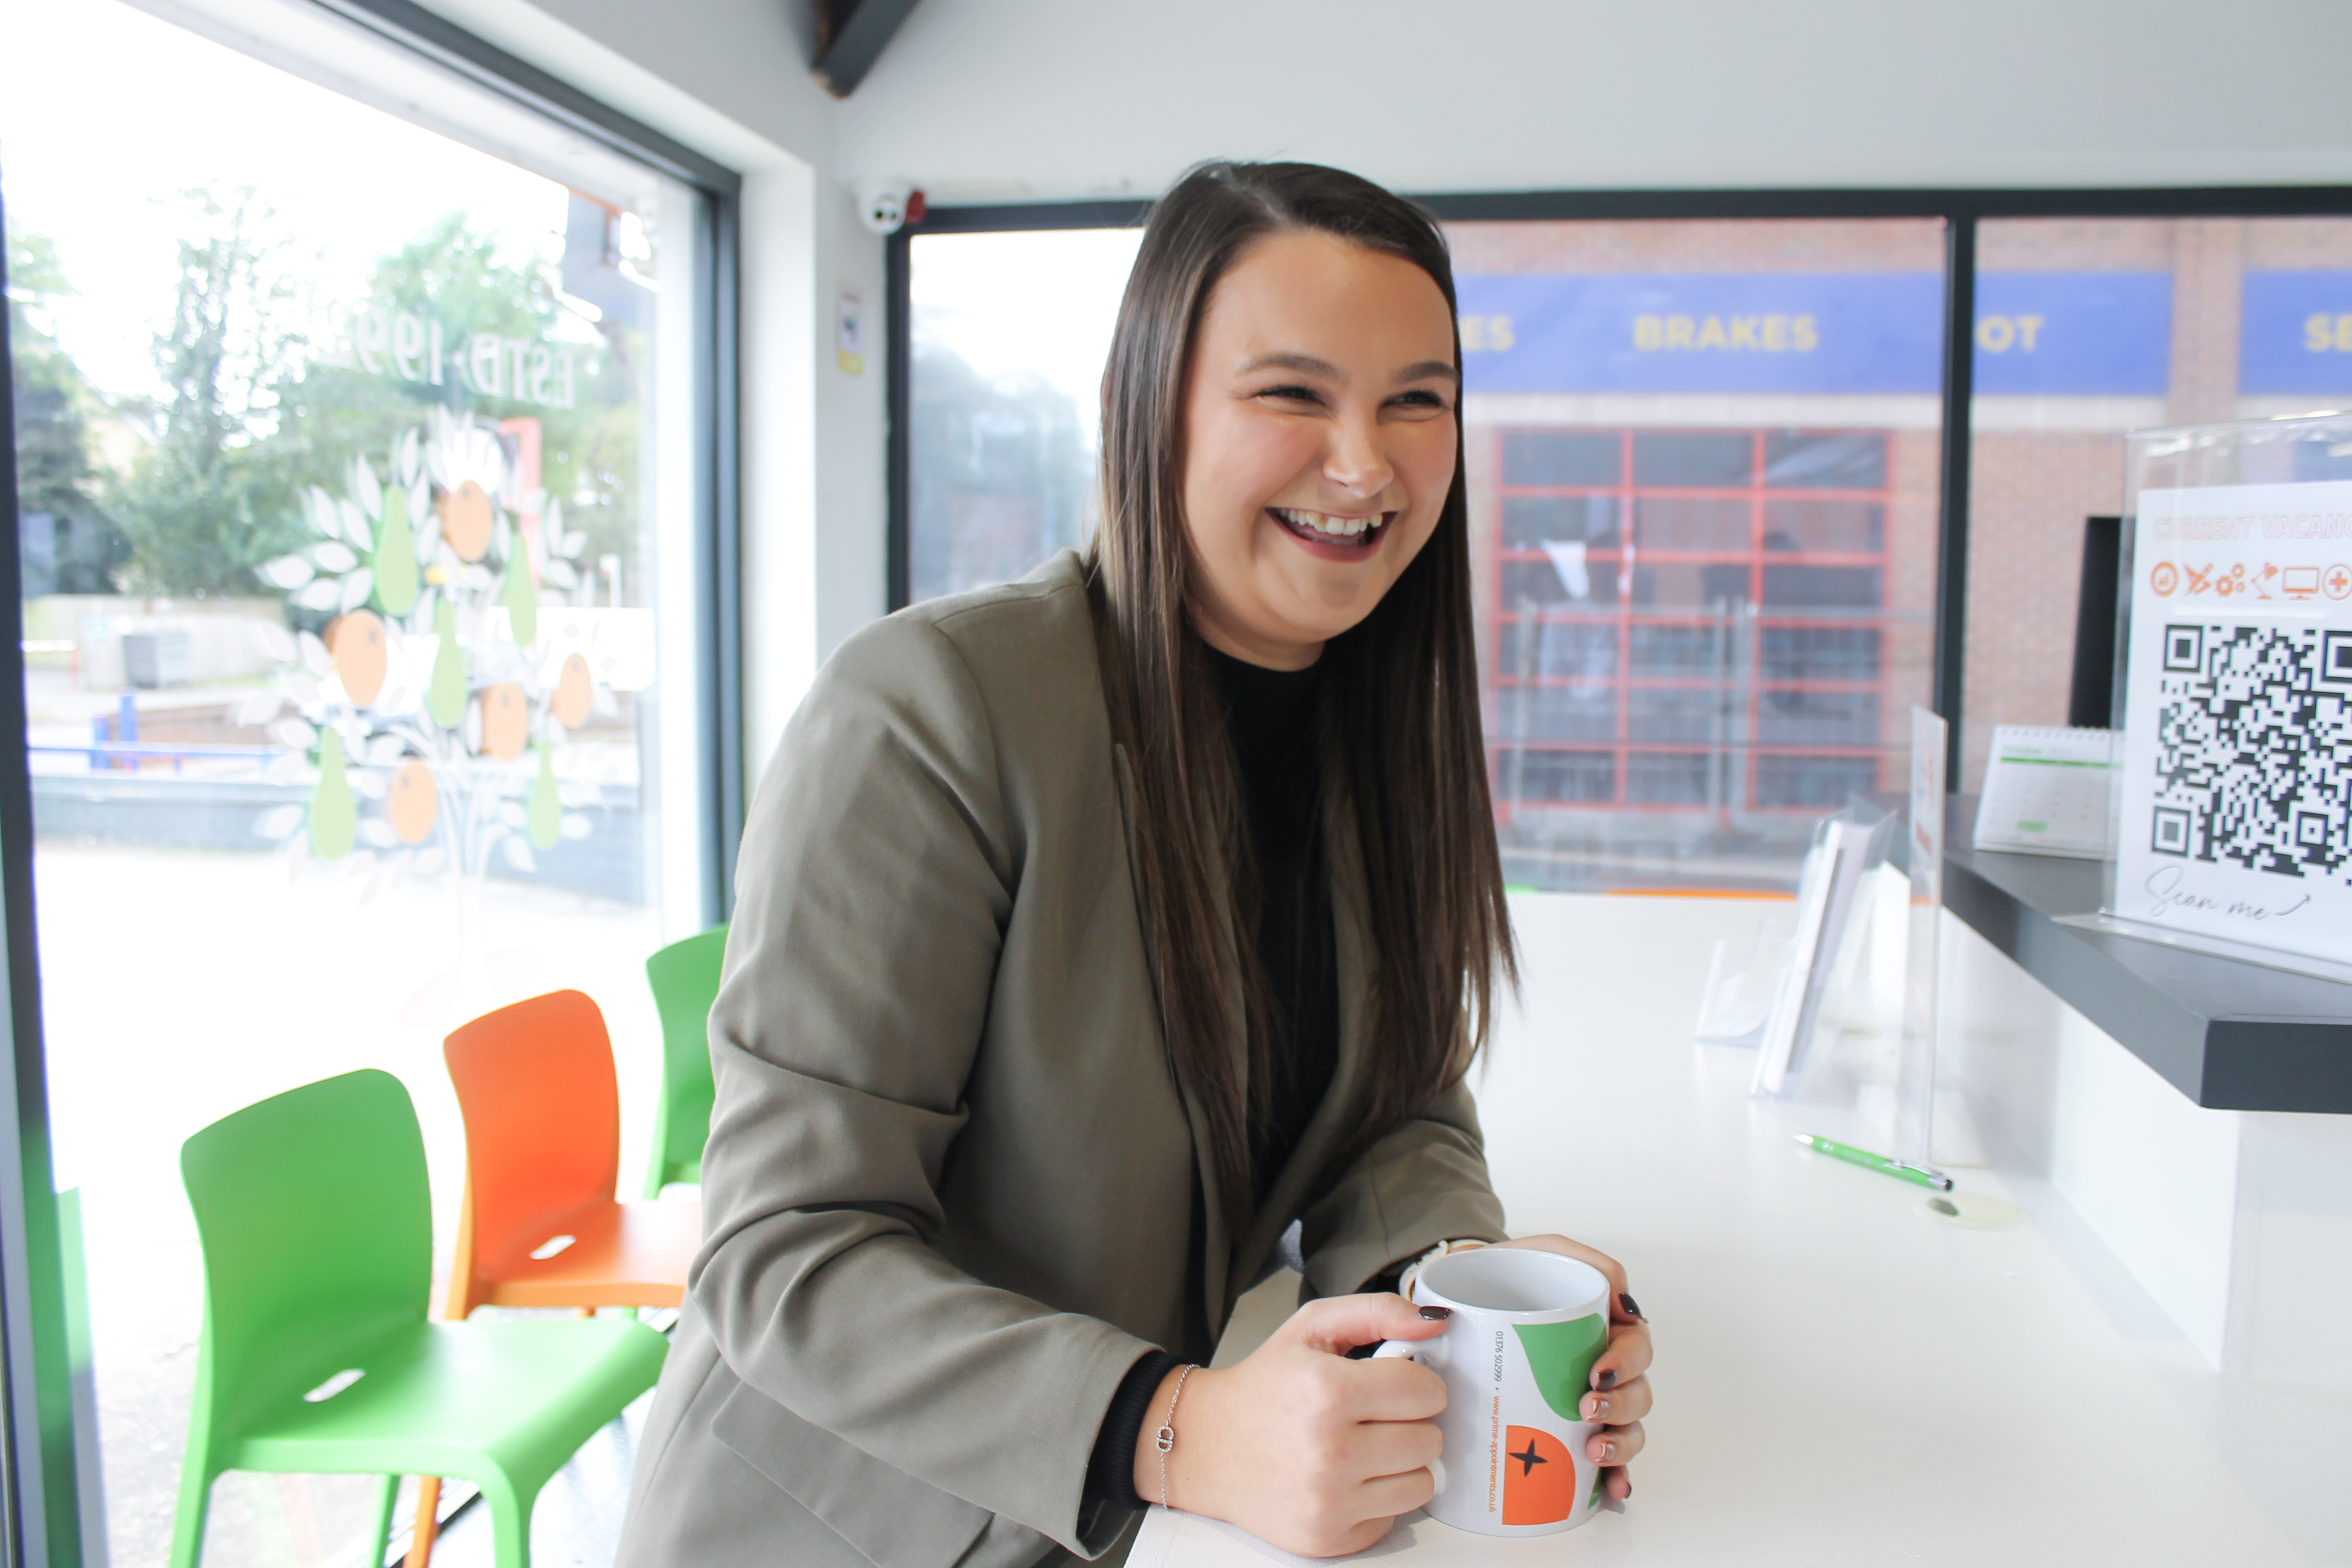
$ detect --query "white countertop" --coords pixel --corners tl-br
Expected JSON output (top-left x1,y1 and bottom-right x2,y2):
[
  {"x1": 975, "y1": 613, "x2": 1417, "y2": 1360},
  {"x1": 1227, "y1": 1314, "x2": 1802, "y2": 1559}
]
[{"x1": 1141, "y1": 893, "x2": 2350, "y2": 1568}]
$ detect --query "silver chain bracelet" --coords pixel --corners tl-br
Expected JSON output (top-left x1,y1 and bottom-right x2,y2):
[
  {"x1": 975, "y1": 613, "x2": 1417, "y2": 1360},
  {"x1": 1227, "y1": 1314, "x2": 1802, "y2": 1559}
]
[{"x1": 1152, "y1": 1364, "x2": 1197, "y2": 1509}]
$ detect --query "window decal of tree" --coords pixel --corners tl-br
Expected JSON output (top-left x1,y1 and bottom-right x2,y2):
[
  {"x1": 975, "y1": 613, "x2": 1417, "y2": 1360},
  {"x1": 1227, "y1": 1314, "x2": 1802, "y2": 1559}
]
[{"x1": 249, "y1": 406, "x2": 612, "y2": 886}]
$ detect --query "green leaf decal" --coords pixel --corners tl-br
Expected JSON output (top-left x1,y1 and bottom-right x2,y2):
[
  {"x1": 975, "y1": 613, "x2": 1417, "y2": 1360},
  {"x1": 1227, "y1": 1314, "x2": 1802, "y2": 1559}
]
[
  {"x1": 373, "y1": 484, "x2": 418, "y2": 615},
  {"x1": 427, "y1": 599, "x2": 466, "y2": 728},
  {"x1": 498, "y1": 553, "x2": 538, "y2": 646},
  {"x1": 309, "y1": 728, "x2": 356, "y2": 860},
  {"x1": 529, "y1": 747, "x2": 561, "y2": 849},
  {"x1": 1513, "y1": 1316, "x2": 1608, "y2": 1423}
]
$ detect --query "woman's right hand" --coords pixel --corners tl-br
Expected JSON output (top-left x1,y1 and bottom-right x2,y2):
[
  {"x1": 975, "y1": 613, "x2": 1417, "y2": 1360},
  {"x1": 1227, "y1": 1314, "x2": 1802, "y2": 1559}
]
[{"x1": 1135, "y1": 1294, "x2": 1449, "y2": 1558}]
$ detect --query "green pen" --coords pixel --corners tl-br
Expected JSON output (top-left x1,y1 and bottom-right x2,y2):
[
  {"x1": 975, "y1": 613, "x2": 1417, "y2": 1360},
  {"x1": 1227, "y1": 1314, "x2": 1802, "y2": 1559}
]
[{"x1": 1794, "y1": 1132, "x2": 1953, "y2": 1191}]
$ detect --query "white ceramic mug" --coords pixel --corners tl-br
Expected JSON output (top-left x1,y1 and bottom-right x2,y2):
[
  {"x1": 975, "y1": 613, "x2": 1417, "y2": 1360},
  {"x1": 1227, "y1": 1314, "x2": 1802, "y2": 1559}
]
[{"x1": 1373, "y1": 1247, "x2": 1613, "y2": 1536}]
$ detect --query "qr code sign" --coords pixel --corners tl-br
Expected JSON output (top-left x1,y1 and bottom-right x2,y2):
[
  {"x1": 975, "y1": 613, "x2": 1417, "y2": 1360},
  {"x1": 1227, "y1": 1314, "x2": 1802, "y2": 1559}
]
[{"x1": 2151, "y1": 624, "x2": 2352, "y2": 876}]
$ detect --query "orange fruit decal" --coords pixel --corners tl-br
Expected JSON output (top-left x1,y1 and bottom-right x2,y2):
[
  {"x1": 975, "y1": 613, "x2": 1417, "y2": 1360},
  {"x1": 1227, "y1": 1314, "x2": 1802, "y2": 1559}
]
[
  {"x1": 552, "y1": 651, "x2": 593, "y2": 729},
  {"x1": 480, "y1": 682, "x2": 528, "y2": 760},
  {"x1": 388, "y1": 760, "x2": 437, "y2": 844},
  {"x1": 1501, "y1": 1425, "x2": 1576, "y2": 1526},
  {"x1": 328, "y1": 609, "x2": 387, "y2": 707},
  {"x1": 442, "y1": 479, "x2": 494, "y2": 562}
]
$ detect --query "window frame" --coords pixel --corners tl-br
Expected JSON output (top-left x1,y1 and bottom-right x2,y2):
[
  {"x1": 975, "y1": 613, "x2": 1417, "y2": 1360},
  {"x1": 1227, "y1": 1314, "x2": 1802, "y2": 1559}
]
[
  {"x1": 884, "y1": 184, "x2": 2352, "y2": 790},
  {"x1": 0, "y1": 2, "x2": 747, "y2": 1558}
]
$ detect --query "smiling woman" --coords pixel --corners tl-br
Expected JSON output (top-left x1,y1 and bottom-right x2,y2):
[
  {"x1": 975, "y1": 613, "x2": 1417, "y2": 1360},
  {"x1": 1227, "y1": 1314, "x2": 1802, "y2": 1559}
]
[
  {"x1": 1178, "y1": 230, "x2": 1463, "y2": 668},
  {"x1": 617, "y1": 162, "x2": 1652, "y2": 1568}
]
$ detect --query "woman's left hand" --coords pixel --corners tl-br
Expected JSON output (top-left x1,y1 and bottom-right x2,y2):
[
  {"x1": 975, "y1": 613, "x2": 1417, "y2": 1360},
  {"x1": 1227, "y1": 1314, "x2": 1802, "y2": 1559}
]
[{"x1": 1490, "y1": 1235, "x2": 1650, "y2": 1501}]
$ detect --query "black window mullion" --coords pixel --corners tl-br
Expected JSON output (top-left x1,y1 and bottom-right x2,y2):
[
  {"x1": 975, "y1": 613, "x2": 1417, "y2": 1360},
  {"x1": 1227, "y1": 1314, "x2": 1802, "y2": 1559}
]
[{"x1": 1934, "y1": 216, "x2": 1978, "y2": 789}]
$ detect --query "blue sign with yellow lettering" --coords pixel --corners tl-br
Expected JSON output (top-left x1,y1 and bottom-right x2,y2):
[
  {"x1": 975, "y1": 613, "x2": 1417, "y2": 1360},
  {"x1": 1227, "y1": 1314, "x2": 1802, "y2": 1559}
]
[
  {"x1": 2239, "y1": 271, "x2": 2352, "y2": 394},
  {"x1": 1974, "y1": 273, "x2": 2170, "y2": 395},
  {"x1": 1455, "y1": 271, "x2": 2170, "y2": 398}
]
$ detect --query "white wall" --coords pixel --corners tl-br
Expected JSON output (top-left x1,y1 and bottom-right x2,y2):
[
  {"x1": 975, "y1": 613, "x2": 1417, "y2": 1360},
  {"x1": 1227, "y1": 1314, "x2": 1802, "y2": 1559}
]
[{"x1": 839, "y1": 0, "x2": 2352, "y2": 199}]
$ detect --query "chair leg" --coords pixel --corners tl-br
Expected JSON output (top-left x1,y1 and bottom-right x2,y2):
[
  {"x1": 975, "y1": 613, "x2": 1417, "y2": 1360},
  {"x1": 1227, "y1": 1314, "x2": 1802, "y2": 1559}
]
[
  {"x1": 167, "y1": 1463, "x2": 213, "y2": 1568},
  {"x1": 367, "y1": 1473, "x2": 400, "y2": 1566},
  {"x1": 406, "y1": 1476, "x2": 443, "y2": 1568},
  {"x1": 478, "y1": 1473, "x2": 533, "y2": 1568}
]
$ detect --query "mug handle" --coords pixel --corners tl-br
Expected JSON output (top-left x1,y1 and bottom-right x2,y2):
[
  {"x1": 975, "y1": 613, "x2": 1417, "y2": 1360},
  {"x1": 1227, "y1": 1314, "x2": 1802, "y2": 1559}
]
[{"x1": 1370, "y1": 1341, "x2": 1449, "y2": 1499}]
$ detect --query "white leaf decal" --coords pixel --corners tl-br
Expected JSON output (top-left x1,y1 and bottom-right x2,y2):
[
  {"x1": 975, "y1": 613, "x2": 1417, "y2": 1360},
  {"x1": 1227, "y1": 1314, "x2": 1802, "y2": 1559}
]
[
  {"x1": 337, "y1": 498, "x2": 373, "y2": 551},
  {"x1": 311, "y1": 541, "x2": 358, "y2": 574},
  {"x1": 250, "y1": 619, "x2": 297, "y2": 662},
  {"x1": 306, "y1": 485, "x2": 340, "y2": 536},
  {"x1": 500, "y1": 836, "x2": 536, "y2": 872},
  {"x1": 258, "y1": 554, "x2": 315, "y2": 590},
  {"x1": 351, "y1": 455, "x2": 383, "y2": 520},
  {"x1": 340, "y1": 569, "x2": 374, "y2": 613},
  {"x1": 271, "y1": 717, "x2": 318, "y2": 749},
  {"x1": 294, "y1": 578, "x2": 344, "y2": 612}
]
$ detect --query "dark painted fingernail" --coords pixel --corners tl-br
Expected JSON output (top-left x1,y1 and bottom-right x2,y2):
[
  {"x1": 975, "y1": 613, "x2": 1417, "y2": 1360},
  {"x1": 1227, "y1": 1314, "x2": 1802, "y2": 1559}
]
[
  {"x1": 1595, "y1": 1368, "x2": 1618, "y2": 1390},
  {"x1": 1620, "y1": 1292, "x2": 1643, "y2": 1320},
  {"x1": 1418, "y1": 1305, "x2": 1452, "y2": 1321}
]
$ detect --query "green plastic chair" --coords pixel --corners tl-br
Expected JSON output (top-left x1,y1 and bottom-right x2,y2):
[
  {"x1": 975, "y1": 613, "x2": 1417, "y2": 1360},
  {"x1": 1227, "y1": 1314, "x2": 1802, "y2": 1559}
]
[
  {"x1": 171, "y1": 1069, "x2": 669, "y2": 1568},
  {"x1": 642, "y1": 924, "x2": 728, "y2": 1198}
]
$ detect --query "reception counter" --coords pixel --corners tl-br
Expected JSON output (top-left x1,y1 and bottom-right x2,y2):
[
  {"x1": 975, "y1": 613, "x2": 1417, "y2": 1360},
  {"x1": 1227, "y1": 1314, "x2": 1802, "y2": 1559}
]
[
  {"x1": 1940, "y1": 801, "x2": 2352, "y2": 1112},
  {"x1": 1929, "y1": 797, "x2": 2352, "y2": 1385}
]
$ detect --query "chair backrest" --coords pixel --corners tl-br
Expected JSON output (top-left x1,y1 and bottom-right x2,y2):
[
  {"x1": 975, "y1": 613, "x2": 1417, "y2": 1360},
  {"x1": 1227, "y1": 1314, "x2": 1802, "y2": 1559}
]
[
  {"x1": 644, "y1": 924, "x2": 727, "y2": 1190},
  {"x1": 445, "y1": 990, "x2": 621, "y2": 1275},
  {"x1": 179, "y1": 1070, "x2": 431, "y2": 1444}
]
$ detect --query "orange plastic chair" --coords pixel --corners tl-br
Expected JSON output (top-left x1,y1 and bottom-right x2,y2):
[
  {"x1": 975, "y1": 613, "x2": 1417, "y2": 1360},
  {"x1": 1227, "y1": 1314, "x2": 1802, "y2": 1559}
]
[{"x1": 407, "y1": 989, "x2": 703, "y2": 1566}]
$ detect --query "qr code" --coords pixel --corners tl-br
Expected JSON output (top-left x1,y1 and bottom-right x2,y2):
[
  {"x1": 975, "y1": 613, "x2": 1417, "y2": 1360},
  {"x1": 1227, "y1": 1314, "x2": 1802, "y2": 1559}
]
[{"x1": 2150, "y1": 623, "x2": 2352, "y2": 876}]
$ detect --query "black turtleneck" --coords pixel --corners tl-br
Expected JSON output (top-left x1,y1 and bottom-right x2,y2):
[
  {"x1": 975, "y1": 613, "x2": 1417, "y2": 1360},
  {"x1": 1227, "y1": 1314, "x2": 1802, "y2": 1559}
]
[{"x1": 1206, "y1": 644, "x2": 1340, "y2": 1203}]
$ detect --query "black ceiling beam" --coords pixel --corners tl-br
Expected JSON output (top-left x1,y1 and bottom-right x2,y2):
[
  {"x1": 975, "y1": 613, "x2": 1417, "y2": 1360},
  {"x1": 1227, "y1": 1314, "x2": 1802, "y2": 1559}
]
[{"x1": 814, "y1": 0, "x2": 921, "y2": 97}]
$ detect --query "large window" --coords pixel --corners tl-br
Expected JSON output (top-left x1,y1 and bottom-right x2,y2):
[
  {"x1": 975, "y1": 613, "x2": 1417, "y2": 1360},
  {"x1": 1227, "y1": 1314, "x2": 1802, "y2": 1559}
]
[
  {"x1": 906, "y1": 226, "x2": 1141, "y2": 602},
  {"x1": 4, "y1": 0, "x2": 727, "y2": 1559},
  {"x1": 1450, "y1": 219, "x2": 1943, "y2": 889}
]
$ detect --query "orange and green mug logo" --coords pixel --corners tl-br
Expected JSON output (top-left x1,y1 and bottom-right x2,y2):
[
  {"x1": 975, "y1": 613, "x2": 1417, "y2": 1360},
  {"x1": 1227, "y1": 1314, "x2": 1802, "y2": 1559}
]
[{"x1": 1500, "y1": 1316, "x2": 1607, "y2": 1526}]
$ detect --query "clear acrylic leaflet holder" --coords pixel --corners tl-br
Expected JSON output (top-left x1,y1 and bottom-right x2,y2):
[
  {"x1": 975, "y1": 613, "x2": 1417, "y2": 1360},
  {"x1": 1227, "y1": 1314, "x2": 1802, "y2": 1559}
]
[
  {"x1": 1691, "y1": 798, "x2": 1904, "y2": 1125},
  {"x1": 2055, "y1": 413, "x2": 2352, "y2": 985}
]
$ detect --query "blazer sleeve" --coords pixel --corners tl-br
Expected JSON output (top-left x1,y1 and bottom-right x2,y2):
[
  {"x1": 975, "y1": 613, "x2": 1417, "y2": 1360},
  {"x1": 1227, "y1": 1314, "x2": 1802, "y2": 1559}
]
[
  {"x1": 691, "y1": 612, "x2": 1152, "y2": 1558},
  {"x1": 1292, "y1": 1077, "x2": 1510, "y2": 1302}
]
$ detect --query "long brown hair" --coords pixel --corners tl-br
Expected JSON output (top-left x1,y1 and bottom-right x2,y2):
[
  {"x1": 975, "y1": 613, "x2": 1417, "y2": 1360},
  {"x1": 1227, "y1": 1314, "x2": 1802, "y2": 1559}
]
[{"x1": 1088, "y1": 160, "x2": 1515, "y2": 1234}]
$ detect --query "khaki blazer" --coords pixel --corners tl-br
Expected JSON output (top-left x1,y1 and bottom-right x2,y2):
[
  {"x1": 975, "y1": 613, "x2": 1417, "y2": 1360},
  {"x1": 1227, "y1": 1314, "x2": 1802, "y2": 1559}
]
[{"x1": 617, "y1": 552, "x2": 1507, "y2": 1568}]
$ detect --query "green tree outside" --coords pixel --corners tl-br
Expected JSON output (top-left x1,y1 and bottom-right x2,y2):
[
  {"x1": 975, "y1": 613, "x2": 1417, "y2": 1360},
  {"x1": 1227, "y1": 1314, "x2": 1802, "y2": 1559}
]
[{"x1": 6, "y1": 225, "x2": 130, "y2": 592}]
